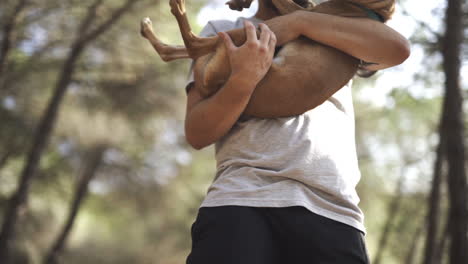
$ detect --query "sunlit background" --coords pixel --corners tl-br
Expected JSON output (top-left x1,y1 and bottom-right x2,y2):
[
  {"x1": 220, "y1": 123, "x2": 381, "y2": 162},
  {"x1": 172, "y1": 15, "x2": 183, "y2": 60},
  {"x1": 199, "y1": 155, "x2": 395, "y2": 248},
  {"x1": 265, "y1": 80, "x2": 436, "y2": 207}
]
[{"x1": 0, "y1": 0, "x2": 466, "y2": 263}]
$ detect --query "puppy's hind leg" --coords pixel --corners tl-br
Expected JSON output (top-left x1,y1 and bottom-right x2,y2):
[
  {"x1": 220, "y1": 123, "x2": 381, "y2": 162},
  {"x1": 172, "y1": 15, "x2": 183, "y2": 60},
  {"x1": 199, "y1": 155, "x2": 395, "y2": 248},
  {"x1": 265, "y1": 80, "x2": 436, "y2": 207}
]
[
  {"x1": 140, "y1": 17, "x2": 190, "y2": 62},
  {"x1": 169, "y1": 0, "x2": 219, "y2": 59}
]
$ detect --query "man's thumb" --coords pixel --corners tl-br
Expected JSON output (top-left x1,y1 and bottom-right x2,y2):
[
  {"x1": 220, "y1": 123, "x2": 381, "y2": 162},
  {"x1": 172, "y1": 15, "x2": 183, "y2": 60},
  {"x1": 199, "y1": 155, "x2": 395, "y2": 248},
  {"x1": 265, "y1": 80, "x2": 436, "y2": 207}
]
[{"x1": 219, "y1": 32, "x2": 235, "y2": 51}]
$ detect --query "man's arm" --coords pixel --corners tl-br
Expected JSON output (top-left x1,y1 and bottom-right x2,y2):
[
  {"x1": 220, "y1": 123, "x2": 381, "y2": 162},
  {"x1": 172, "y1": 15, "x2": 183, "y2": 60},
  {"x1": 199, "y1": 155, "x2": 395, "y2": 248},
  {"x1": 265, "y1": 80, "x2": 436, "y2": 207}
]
[
  {"x1": 265, "y1": 11, "x2": 410, "y2": 71},
  {"x1": 185, "y1": 75, "x2": 255, "y2": 150},
  {"x1": 185, "y1": 22, "x2": 276, "y2": 149}
]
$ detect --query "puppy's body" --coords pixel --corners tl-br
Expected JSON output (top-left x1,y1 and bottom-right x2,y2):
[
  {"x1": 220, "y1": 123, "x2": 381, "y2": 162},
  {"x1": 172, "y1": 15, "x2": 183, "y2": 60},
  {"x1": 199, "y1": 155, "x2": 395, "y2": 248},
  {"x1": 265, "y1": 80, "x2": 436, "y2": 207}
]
[{"x1": 141, "y1": 0, "x2": 395, "y2": 118}]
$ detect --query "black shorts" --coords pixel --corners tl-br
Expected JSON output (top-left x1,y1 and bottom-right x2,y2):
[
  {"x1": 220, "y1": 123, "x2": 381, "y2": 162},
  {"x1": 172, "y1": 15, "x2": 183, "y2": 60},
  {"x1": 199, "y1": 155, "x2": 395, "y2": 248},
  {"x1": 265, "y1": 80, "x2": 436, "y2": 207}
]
[{"x1": 186, "y1": 206, "x2": 369, "y2": 264}]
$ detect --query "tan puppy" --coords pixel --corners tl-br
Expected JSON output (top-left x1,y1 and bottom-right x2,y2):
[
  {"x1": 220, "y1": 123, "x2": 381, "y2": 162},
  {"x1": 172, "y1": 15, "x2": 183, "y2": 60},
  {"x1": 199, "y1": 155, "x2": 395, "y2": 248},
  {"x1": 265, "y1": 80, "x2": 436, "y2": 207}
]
[{"x1": 141, "y1": 0, "x2": 395, "y2": 118}]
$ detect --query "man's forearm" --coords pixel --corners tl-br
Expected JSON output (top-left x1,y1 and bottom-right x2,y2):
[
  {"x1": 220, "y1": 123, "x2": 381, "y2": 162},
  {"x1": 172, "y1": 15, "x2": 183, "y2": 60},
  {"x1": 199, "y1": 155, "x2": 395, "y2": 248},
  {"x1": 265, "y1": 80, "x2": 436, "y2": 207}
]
[
  {"x1": 185, "y1": 21, "x2": 275, "y2": 149},
  {"x1": 294, "y1": 11, "x2": 410, "y2": 70},
  {"x1": 185, "y1": 75, "x2": 255, "y2": 150}
]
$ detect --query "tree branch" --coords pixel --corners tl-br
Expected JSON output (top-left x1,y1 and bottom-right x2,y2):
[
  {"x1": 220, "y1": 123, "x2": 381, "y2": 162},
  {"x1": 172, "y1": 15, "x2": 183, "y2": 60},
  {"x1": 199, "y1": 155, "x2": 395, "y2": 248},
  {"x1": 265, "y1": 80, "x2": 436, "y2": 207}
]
[
  {"x1": 43, "y1": 145, "x2": 107, "y2": 264},
  {"x1": 0, "y1": 0, "x2": 29, "y2": 78},
  {"x1": 400, "y1": 6, "x2": 443, "y2": 41},
  {"x1": 0, "y1": 0, "x2": 141, "y2": 261},
  {"x1": 75, "y1": 0, "x2": 105, "y2": 39},
  {"x1": 78, "y1": 0, "x2": 138, "y2": 46},
  {"x1": 1, "y1": 39, "x2": 62, "y2": 92}
]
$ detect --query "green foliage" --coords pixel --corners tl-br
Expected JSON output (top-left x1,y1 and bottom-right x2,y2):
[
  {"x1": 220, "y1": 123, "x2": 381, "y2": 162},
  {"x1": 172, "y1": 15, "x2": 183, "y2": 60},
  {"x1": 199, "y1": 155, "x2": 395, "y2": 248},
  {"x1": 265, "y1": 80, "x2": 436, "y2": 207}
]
[{"x1": 1, "y1": 0, "x2": 206, "y2": 262}]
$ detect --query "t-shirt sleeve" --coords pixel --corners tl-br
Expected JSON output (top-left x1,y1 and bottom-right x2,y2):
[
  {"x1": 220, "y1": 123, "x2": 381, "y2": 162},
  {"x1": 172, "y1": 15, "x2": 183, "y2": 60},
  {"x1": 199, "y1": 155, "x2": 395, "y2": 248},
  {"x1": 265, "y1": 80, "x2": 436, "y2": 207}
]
[{"x1": 185, "y1": 22, "x2": 219, "y2": 94}]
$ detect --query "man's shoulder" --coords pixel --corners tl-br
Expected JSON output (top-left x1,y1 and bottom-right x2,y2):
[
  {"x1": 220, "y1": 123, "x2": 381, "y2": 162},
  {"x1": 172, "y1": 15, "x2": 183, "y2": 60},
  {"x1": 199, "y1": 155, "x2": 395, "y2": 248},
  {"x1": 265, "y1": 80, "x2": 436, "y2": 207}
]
[
  {"x1": 201, "y1": 17, "x2": 255, "y2": 35},
  {"x1": 202, "y1": 19, "x2": 238, "y2": 34}
]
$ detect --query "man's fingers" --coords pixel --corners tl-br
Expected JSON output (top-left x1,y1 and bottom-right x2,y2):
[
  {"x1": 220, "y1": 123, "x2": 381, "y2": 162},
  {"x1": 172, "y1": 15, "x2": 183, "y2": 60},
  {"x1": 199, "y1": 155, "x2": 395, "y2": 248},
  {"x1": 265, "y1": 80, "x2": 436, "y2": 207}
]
[
  {"x1": 268, "y1": 30, "x2": 277, "y2": 54},
  {"x1": 259, "y1": 23, "x2": 271, "y2": 47},
  {"x1": 244, "y1": 20, "x2": 257, "y2": 42},
  {"x1": 218, "y1": 32, "x2": 236, "y2": 52}
]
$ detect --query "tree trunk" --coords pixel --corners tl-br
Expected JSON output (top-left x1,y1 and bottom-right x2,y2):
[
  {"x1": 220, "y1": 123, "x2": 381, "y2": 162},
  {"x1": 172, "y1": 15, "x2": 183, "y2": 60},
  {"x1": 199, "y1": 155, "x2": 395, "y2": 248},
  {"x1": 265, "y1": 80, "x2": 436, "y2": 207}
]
[
  {"x1": 43, "y1": 145, "x2": 106, "y2": 264},
  {"x1": 0, "y1": 1, "x2": 137, "y2": 262},
  {"x1": 422, "y1": 142, "x2": 445, "y2": 264},
  {"x1": 433, "y1": 221, "x2": 450, "y2": 264},
  {"x1": 373, "y1": 168, "x2": 406, "y2": 264},
  {"x1": 405, "y1": 223, "x2": 424, "y2": 264},
  {"x1": 0, "y1": 43, "x2": 84, "y2": 263},
  {"x1": 441, "y1": 0, "x2": 467, "y2": 263},
  {"x1": 0, "y1": 149, "x2": 14, "y2": 172}
]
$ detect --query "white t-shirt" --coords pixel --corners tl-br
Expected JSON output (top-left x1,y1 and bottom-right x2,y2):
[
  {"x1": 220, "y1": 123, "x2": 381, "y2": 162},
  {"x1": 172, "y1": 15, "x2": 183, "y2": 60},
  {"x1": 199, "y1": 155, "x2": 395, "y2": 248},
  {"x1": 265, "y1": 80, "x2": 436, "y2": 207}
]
[{"x1": 188, "y1": 16, "x2": 365, "y2": 233}]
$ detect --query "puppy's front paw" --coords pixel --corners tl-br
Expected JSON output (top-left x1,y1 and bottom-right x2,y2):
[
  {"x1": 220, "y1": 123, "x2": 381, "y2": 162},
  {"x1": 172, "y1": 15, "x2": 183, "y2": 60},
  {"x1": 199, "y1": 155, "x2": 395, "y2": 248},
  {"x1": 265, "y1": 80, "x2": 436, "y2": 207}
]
[
  {"x1": 170, "y1": 0, "x2": 186, "y2": 16},
  {"x1": 140, "y1": 17, "x2": 153, "y2": 38}
]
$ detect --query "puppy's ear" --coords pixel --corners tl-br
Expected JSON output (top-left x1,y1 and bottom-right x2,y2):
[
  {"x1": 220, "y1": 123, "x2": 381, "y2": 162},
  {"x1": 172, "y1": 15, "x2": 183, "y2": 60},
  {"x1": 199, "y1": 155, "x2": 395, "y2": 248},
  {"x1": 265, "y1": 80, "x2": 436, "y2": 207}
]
[
  {"x1": 293, "y1": 0, "x2": 313, "y2": 8},
  {"x1": 225, "y1": 0, "x2": 254, "y2": 11}
]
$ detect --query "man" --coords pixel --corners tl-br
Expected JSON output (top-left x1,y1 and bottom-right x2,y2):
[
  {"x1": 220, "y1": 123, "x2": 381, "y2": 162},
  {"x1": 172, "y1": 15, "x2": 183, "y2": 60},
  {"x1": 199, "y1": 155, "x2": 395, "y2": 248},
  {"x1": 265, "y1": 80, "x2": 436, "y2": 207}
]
[{"x1": 184, "y1": 0, "x2": 410, "y2": 263}]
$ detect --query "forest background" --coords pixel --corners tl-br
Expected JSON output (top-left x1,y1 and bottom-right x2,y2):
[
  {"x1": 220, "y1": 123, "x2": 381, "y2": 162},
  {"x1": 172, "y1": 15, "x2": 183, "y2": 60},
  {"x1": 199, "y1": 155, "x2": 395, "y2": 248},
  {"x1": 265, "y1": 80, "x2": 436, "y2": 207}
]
[{"x1": 0, "y1": 0, "x2": 466, "y2": 263}]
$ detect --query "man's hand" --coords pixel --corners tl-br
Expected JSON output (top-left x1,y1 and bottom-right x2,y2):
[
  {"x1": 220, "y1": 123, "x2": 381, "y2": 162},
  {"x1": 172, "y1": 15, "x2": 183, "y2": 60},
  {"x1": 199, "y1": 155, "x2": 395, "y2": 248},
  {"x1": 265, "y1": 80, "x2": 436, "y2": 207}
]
[
  {"x1": 184, "y1": 21, "x2": 277, "y2": 149},
  {"x1": 218, "y1": 21, "x2": 277, "y2": 92}
]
